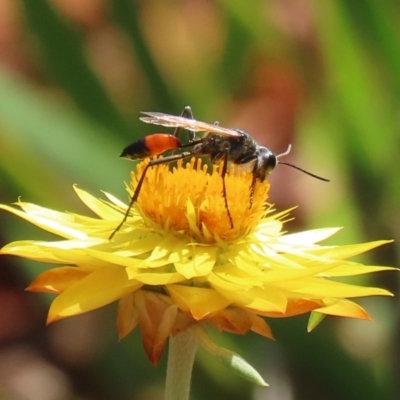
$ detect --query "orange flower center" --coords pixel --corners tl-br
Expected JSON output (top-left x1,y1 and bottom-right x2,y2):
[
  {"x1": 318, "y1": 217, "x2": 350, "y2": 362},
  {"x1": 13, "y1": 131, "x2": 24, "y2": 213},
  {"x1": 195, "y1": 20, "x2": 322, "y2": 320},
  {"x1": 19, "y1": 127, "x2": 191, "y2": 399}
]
[{"x1": 129, "y1": 157, "x2": 270, "y2": 243}]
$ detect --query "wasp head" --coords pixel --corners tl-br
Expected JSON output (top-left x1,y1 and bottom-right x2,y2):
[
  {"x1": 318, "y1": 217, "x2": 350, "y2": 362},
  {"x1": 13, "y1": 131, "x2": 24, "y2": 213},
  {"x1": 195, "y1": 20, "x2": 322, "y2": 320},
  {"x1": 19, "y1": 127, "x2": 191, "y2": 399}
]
[{"x1": 257, "y1": 147, "x2": 276, "y2": 181}]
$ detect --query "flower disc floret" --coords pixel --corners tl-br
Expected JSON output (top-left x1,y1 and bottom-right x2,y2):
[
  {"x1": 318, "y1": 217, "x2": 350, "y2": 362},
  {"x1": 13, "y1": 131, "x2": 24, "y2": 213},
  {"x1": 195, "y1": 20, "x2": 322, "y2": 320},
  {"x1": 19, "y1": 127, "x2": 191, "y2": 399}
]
[{"x1": 131, "y1": 157, "x2": 269, "y2": 242}]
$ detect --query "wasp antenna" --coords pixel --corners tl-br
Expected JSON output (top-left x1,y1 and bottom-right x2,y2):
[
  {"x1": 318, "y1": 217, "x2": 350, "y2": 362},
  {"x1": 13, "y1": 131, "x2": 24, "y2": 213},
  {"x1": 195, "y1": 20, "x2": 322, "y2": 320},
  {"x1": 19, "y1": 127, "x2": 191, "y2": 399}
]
[
  {"x1": 277, "y1": 144, "x2": 292, "y2": 159},
  {"x1": 278, "y1": 162, "x2": 330, "y2": 182}
]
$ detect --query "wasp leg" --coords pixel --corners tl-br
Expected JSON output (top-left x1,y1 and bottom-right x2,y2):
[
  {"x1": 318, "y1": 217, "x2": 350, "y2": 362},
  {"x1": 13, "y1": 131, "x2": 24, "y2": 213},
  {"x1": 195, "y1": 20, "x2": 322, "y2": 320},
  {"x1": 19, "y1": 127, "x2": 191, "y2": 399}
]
[
  {"x1": 219, "y1": 150, "x2": 234, "y2": 229},
  {"x1": 172, "y1": 106, "x2": 196, "y2": 142},
  {"x1": 109, "y1": 151, "x2": 192, "y2": 240},
  {"x1": 234, "y1": 153, "x2": 259, "y2": 210},
  {"x1": 249, "y1": 159, "x2": 260, "y2": 209}
]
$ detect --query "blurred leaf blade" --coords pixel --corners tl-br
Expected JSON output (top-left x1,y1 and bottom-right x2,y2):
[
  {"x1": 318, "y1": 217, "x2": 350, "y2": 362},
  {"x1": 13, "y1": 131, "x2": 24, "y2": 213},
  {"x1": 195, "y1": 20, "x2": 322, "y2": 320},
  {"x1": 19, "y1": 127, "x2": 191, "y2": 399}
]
[
  {"x1": 348, "y1": 0, "x2": 400, "y2": 92},
  {"x1": 109, "y1": 0, "x2": 177, "y2": 111},
  {"x1": 314, "y1": 0, "x2": 399, "y2": 174},
  {"x1": 217, "y1": 0, "x2": 266, "y2": 95},
  {"x1": 0, "y1": 70, "x2": 129, "y2": 204},
  {"x1": 20, "y1": 0, "x2": 129, "y2": 135}
]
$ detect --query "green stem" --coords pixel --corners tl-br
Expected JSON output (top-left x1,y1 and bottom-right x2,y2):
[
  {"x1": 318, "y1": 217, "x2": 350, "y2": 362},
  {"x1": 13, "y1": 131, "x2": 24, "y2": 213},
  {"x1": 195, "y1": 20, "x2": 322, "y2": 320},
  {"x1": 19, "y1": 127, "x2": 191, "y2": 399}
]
[{"x1": 165, "y1": 329, "x2": 199, "y2": 400}]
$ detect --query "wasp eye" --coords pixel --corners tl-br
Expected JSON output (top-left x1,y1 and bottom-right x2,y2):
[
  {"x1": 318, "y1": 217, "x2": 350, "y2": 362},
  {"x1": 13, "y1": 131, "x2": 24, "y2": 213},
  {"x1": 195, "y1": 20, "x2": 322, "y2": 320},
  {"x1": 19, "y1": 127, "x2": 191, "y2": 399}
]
[{"x1": 262, "y1": 150, "x2": 277, "y2": 175}]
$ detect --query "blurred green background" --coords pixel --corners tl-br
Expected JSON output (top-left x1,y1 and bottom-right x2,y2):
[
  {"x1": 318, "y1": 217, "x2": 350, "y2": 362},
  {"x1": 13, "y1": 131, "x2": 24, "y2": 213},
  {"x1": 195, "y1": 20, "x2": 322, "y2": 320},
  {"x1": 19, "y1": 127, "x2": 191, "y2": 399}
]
[{"x1": 0, "y1": 0, "x2": 399, "y2": 399}]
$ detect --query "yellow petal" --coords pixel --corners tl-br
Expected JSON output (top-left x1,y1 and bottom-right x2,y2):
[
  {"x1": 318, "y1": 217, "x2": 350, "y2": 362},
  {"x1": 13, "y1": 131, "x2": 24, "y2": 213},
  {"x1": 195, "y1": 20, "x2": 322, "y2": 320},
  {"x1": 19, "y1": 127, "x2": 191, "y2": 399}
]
[
  {"x1": 314, "y1": 299, "x2": 372, "y2": 320},
  {"x1": 174, "y1": 245, "x2": 218, "y2": 279},
  {"x1": 102, "y1": 190, "x2": 130, "y2": 209},
  {"x1": 113, "y1": 235, "x2": 162, "y2": 258},
  {"x1": 320, "y1": 263, "x2": 397, "y2": 277},
  {"x1": 48, "y1": 266, "x2": 142, "y2": 322},
  {"x1": 274, "y1": 278, "x2": 393, "y2": 298},
  {"x1": 278, "y1": 227, "x2": 342, "y2": 245},
  {"x1": 73, "y1": 186, "x2": 122, "y2": 220},
  {"x1": 262, "y1": 298, "x2": 324, "y2": 318},
  {"x1": 210, "y1": 275, "x2": 287, "y2": 313},
  {"x1": 314, "y1": 240, "x2": 394, "y2": 260},
  {"x1": 212, "y1": 264, "x2": 263, "y2": 289},
  {"x1": 27, "y1": 267, "x2": 89, "y2": 293},
  {"x1": 1, "y1": 240, "x2": 104, "y2": 265},
  {"x1": 132, "y1": 271, "x2": 185, "y2": 285},
  {"x1": 0, "y1": 204, "x2": 87, "y2": 239},
  {"x1": 167, "y1": 285, "x2": 232, "y2": 319},
  {"x1": 86, "y1": 248, "x2": 143, "y2": 269},
  {"x1": 258, "y1": 262, "x2": 347, "y2": 283},
  {"x1": 149, "y1": 234, "x2": 183, "y2": 261}
]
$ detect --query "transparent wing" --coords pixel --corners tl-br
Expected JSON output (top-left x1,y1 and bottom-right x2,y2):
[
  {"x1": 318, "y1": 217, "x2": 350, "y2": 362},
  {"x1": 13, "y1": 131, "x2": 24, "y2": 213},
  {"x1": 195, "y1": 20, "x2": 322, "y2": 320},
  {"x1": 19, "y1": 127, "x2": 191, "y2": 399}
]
[{"x1": 140, "y1": 112, "x2": 242, "y2": 138}]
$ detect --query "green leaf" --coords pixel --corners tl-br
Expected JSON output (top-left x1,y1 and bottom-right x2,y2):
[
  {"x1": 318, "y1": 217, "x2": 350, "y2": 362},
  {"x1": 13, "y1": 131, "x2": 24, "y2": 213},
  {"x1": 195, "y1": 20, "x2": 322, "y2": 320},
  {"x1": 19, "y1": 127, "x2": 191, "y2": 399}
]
[
  {"x1": 192, "y1": 325, "x2": 268, "y2": 386},
  {"x1": 307, "y1": 311, "x2": 326, "y2": 332}
]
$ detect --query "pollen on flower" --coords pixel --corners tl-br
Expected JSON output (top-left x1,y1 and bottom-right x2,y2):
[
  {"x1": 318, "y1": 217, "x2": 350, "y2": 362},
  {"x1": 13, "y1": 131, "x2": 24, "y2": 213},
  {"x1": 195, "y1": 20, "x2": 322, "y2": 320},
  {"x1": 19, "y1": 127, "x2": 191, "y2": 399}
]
[{"x1": 130, "y1": 157, "x2": 270, "y2": 242}]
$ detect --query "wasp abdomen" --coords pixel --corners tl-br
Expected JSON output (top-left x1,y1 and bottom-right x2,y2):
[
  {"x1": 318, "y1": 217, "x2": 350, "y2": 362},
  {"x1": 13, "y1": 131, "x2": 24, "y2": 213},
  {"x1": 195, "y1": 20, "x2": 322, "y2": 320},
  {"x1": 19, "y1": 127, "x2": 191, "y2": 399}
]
[{"x1": 120, "y1": 134, "x2": 182, "y2": 160}]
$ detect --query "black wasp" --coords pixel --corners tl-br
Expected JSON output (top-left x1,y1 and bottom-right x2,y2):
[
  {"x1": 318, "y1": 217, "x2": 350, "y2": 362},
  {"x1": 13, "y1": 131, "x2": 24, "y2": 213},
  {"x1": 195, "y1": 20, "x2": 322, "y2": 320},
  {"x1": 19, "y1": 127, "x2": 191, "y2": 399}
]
[{"x1": 109, "y1": 106, "x2": 329, "y2": 239}]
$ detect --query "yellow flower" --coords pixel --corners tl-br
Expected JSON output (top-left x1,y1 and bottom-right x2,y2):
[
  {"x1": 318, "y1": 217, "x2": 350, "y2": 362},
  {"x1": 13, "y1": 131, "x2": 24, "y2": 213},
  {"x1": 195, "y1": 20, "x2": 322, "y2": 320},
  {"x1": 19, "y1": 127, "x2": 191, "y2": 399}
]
[{"x1": 0, "y1": 158, "x2": 394, "y2": 365}]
